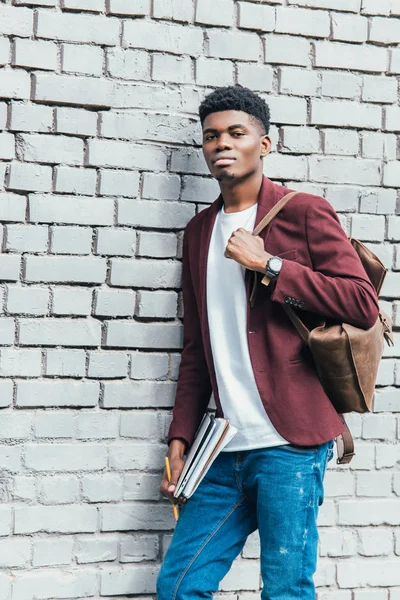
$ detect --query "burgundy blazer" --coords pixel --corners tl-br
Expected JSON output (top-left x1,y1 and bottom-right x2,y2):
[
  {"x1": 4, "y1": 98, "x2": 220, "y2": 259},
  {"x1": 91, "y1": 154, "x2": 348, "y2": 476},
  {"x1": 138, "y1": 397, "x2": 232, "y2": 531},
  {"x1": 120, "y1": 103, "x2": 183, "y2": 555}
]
[{"x1": 168, "y1": 176, "x2": 380, "y2": 449}]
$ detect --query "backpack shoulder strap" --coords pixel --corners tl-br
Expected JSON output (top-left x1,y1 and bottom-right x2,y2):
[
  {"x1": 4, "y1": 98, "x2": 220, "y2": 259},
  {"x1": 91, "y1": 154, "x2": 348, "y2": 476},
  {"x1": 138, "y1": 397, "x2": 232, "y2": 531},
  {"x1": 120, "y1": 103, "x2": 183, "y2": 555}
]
[{"x1": 252, "y1": 191, "x2": 299, "y2": 237}]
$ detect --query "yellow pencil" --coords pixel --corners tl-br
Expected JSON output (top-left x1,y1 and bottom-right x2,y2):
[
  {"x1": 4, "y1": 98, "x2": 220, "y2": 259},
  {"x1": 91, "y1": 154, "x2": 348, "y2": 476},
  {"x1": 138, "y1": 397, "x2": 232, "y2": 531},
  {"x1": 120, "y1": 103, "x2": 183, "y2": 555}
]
[{"x1": 165, "y1": 456, "x2": 179, "y2": 521}]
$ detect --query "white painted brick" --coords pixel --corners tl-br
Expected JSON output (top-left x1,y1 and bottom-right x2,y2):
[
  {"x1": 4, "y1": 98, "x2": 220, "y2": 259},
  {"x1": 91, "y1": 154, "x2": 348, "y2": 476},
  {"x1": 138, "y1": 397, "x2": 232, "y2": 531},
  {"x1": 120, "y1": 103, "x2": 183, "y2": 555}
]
[
  {"x1": 54, "y1": 166, "x2": 97, "y2": 195},
  {"x1": 6, "y1": 286, "x2": 49, "y2": 317},
  {"x1": 0, "y1": 37, "x2": 9, "y2": 66},
  {"x1": 9, "y1": 102, "x2": 52, "y2": 133},
  {"x1": 276, "y1": 7, "x2": 330, "y2": 37},
  {"x1": 35, "y1": 412, "x2": 75, "y2": 438},
  {"x1": 99, "y1": 169, "x2": 140, "y2": 198},
  {"x1": 18, "y1": 318, "x2": 101, "y2": 348},
  {"x1": 311, "y1": 99, "x2": 381, "y2": 129},
  {"x1": 338, "y1": 560, "x2": 400, "y2": 588},
  {"x1": 87, "y1": 351, "x2": 129, "y2": 379},
  {"x1": 7, "y1": 162, "x2": 52, "y2": 193},
  {"x1": 61, "y1": 43, "x2": 103, "y2": 76},
  {"x1": 323, "y1": 471, "x2": 355, "y2": 497},
  {"x1": 152, "y1": 53, "x2": 191, "y2": 85},
  {"x1": 385, "y1": 105, "x2": 400, "y2": 132},
  {"x1": 195, "y1": 0, "x2": 234, "y2": 27},
  {"x1": 124, "y1": 473, "x2": 160, "y2": 500},
  {"x1": 353, "y1": 589, "x2": 389, "y2": 600},
  {"x1": 362, "y1": 75, "x2": 398, "y2": 103},
  {"x1": 0, "y1": 255, "x2": 20, "y2": 282},
  {"x1": 332, "y1": 13, "x2": 368, "y2": 42},
  {"x1": 0, "y1": 348, "x2": 41, "y2": 377},
  {"x1": 181, "y1": 176, "x2": 221, "y2": 203},
  {"x1": 14, "y1": 0, "x2": 56, "y2": 5},
  {"x1": 96, "y1": 228, "x2": 136, "y2": 256},
  {"x1": 130, "y1": 352, "x2": 169, "y2": 380},
  {"x1": 359, "y1": 528, "x2": 393, "y2": 557},
  {"x1": 12, "y1": 569, "x2": 98, "y2": 600},
  {"x1": 0, "y1": 412, "x2": 32, "y2": 439},
  {"x1": 25, "y1": 256, "x2": 106, "y2": 284},
  {"x1": 33, "y1": 72, "x2": 114, "y2": 108},
  {"x1": 361, "y1": 132, "x2": 396, "y2": 160},
  {"x1": 374, "y1": 387, "x2": 400, "y2": 412},
  {"x1": 75, "y1": 535, "x2": 119, "y2": 563},
  {"x1": 52, "y1": 286, "x2": 92, "y2": 316},
  {"x1": 0, "y1": 538, "x2": 31, "y2": 568},
  {"x1": 137, "y1": 290, "x2": 178, "y2": 318},
  {"x1": 94, "y1": 289, "x2": 135, "y2": 317},
  {"x1": 29, "y1": 194, "x2": 114, "y2": 226},
  {"x1": 376, "y1": 443, "x2": 400, "y2": 468},
  {"x1": 12, "y1": 475, "x2": 36, "y2": 502},
  {"x1": 314, "y1": 41, "x2": 387, "y2": 72},
  {"x1": 123, "y1": 21, "x2": 203, "y2": 55},
  {"x1": 120, "y1": 534, "x2": 159, "y2": 562},
  {"x1": 325, "y1": 186, "x2": 358, "y2": 212},
  {"x1": 236, "y1": 63, "x2": 274, "y2": 91},
  {"x1": 50, "y1": 226, "x2": 93, "y2": 255},
  {"x1": 0, "y1": 318, "x2": 15, "y2": 345},
  {"x1": 107, "y1": 48, "x2": 149, "y2": 80},
  {"x1": 264, "y1": 34, "x2": 310, "y2": 66},
  {"x1": 207, "y1": 29, "x2": 260, "y2": 61},
  {"x1": 321, "y1": 71, "x2": 362, "y2": 99},
  {"x1": 77, "y1": 411, "x2": 119, "y2": 438},
  {"x1": 25, "y1": 442, "x2": 107, "y2": 471},
  {"x1": 101, "y1": 502, "x2": 174, "y2": 531},
  {"x1": 107, "y1": 0, "x2": 150, "y2": 16},
  {"x1": 5, "y1": 224, "x2": 47, "y2": 253},
  {"x1": 322, "y1": 129, "x2": 359, "y2": 156},
  {"x1": 33, "y1": 538, "x2": 73, "y2": 567},
  {"x1": 81, "y1": 474, "x2": 123, "y2": 502},
  {"x1": 310, "y1": 157, "x2": 381, "y2": 186},
  {"x1": 376, "y1": 358, "x2": 396, "y2": 385},
  {"x1": 37, "y1": 11, "x2": 119, "y2": 45},
  {"x1": 357, "y1": 471, "x2": 393, "y2": 497},
  {"x1": 351, "y1": 214, "x2": 385, "y2": 241},
  {"x1": 0, "y1": 103, "x2": 7, "y2": 128},
  {"x1": 388, "y1": 217, "x2": 400, "y2": 241},
  {"x1": 39, "y1": 475, "x2": 80, "y2": 504},
  {"x1": 0, "y1": 446, "x2": 21, "y2": 471},
  {"x1": 0, "y1": 5, "x2": 33, "y2": 37},
  {"x1": 0, "y1": 69, "x2": 30, "y2": 100},
  {"x1": 0, "y1": 193, "x2": 26, "y2": 222},
  {"x1": 55, "y1": 107, "x2": 97, "y2": 136},
  {"x1": 142, "y1": 173, "x2": 181, "y2": 201},
  {"x1": 87, "y1": 139, "x2": 167, "y2": 170},
  {"x1": 16, "y1": 380, "x2": 99, "y2": 407},
  {"x1": 196, "y1": 57, "x2": 235, "y2": 86},
  {"x1": 319, "y1": 528, "x2": 356, "y2": 557},
  {"x1": 0, "y1": 506, "x2": 12, "y2": 535},
  {"x1": 100, "y1": 564, "x2": 159, "y2": 595},
  {"x1": 0, "y1": 133, "x2": 14, "y2": 160},
  {"x1": 363, "y1": 414, "x2": 397, "y2": 439},
  {"x1": 237, "y1": 2, "x2": 275, "y2": 31},
  {"x1": 268, "y1": 95, "x2": 308, "y2": 125},
  {"x1": 137, "y1": 232, "x2": 177, "y2": 258},
  {"x1": 389, "y1": 48, "x2": 400, "y2": 73},
  {"x1": 362, "y1": 0, "x2": 391, "y2": 14},
  {"x1": 110, "y1": 258, "x2": 181, "y2": 288},
  {"x1": 62, "y1": 0, "x2": 105, "y2": 11},
  {"x1": 383, "y1": 162, "x2": 400, "y2": 187},
  {"x1": 279, "y1": 67, "x2": 318, "y2": 96},
  {"x1": 369, "y1": 16, "x2": 400, "y2": 44},
  {"x1": 339, "y1": 499, "x2": 400, "y2": 526},
  {"x1": 20, "y1": 133, "x2": 84, "y2": 166},
  {"x1": 152, "y1": 0, "x2": 193, "y2": 21},
  {"x1": 12, "y1": 38, "x2": 57, "y2": 71},
  {"x1": 288, "y1": 0, "x2": 362, "y2": 10},
  {"x1": 45, "y1": 349, "x2": 86, "y2": 377},
  {"x1": 120, "y1": 411, "x2": 161, "y2": 439},
  {"x1": 102, "y1": 380, "x2": 176, "y2": 408}
]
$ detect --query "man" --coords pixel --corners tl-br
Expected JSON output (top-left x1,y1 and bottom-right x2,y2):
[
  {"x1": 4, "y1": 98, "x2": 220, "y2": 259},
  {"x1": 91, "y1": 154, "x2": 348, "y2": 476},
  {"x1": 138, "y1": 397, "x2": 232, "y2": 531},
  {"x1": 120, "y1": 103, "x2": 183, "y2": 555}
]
[{"x1": 157, "y1": 86, "x2": 379, "y2": 599}]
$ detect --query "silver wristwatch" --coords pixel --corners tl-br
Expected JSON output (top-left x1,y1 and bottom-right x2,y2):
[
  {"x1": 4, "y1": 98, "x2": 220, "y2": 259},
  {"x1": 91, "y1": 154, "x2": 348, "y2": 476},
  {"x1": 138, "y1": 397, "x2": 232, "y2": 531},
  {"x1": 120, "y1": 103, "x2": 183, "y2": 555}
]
[{"x1": 266, "y1": 256, "x2": 283, "y2": 280}]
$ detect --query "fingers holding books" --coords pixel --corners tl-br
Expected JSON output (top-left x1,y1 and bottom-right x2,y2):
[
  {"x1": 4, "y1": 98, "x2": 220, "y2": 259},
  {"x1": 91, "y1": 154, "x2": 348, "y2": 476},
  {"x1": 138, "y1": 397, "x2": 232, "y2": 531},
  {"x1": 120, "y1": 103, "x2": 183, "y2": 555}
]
[{"x1": 160, "y1": 454, "x2": 186, "y2": 505}]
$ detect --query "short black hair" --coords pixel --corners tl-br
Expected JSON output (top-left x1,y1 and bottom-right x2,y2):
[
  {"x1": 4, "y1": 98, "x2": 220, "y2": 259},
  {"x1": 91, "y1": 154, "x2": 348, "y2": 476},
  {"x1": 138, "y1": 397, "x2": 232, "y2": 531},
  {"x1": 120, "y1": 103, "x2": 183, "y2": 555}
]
[{"x1": 199, "y1": 85, "x2": 270, "y2": 135}]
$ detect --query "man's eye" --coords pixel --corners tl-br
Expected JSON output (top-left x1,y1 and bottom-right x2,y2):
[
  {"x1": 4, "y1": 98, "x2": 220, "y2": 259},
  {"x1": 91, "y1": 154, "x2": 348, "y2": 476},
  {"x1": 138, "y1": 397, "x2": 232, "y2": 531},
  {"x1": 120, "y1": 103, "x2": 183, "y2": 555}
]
[
  {"x1": 232, "y1": 132, "x2": 244, "y2": 137},
  {"x1": 204, "y1": 135, "x2": 214, "y2": 141}
]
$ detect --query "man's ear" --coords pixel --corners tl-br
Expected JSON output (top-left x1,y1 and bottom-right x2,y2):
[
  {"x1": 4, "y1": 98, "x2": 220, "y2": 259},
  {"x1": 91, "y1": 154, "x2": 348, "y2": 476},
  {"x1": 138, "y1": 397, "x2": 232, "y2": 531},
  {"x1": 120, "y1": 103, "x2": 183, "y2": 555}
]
[{"x1": 260, "y1": 135, "x2": 272, "y2": 158}]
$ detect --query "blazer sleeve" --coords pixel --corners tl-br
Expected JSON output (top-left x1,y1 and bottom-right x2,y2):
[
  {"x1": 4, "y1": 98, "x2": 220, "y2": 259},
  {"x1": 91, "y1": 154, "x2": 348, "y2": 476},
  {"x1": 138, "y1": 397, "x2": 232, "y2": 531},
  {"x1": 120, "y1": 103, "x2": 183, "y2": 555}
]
[
  {"x1": 167, "y1": 228, "x2": 212, "y2": 449},
  {"x1": 270, "y1": 198, "x2": 380, "y2": 329}
]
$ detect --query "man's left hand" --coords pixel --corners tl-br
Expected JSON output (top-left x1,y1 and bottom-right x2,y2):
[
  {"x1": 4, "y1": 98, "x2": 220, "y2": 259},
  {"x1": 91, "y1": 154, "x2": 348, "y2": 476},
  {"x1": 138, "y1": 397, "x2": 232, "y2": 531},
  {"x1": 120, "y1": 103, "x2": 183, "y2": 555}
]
[{"x1": 224, "y1": 228, "x2": 272, "y2": 273}]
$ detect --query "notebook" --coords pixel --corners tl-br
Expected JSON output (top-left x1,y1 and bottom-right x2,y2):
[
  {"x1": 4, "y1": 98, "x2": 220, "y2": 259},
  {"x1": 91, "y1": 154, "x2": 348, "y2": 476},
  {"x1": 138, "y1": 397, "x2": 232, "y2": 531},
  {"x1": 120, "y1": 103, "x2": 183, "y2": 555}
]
[{"x1": 174, "y1": 414, "x2": 237, "y2": 499}]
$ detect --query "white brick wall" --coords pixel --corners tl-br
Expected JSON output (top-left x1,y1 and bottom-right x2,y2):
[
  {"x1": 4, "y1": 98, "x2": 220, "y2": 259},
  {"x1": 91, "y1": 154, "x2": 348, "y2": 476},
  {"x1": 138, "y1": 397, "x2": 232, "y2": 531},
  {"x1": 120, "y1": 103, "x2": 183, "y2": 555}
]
[{"x1": 0, "y1": 0, "x2": 399, "y2": 598}]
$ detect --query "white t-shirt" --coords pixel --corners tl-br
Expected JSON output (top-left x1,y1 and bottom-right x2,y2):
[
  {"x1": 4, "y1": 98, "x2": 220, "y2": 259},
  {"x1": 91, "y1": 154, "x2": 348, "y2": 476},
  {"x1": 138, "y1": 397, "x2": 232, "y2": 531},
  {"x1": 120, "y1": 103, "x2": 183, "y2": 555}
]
[{"x1": 207, "y1": 202, "x2": 289, "y2": 451}]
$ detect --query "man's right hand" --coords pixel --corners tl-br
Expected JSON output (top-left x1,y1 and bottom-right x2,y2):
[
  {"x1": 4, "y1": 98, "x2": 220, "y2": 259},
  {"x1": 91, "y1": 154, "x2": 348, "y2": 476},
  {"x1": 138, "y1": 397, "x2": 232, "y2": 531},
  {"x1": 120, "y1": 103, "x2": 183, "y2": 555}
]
[{"x1": 160, "y1": 439, "x2": 186, "y2": 504}]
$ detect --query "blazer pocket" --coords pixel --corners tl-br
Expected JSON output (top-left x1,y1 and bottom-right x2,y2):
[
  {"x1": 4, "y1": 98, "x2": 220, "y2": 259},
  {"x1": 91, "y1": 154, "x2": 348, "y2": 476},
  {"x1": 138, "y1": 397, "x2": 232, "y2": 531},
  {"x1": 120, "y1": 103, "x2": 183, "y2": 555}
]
[{"x1": 277, "y1": 248, "x2": 298, "y2": 261}]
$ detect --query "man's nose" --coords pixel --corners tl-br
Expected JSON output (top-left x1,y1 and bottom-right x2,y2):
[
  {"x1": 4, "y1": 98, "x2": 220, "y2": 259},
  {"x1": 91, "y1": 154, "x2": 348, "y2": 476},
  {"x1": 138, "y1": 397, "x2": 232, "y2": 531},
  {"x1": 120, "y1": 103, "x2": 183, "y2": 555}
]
[{"x1": 216, "y1": 134, "x2": 233, "y2": 150}]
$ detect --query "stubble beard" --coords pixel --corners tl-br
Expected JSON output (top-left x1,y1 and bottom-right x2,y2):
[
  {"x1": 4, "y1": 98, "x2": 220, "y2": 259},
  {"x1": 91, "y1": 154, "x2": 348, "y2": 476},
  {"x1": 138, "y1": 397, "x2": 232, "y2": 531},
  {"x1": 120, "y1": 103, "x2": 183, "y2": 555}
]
[{"x1": 215, "y1": 171, "x2": 236, "y2": 182}]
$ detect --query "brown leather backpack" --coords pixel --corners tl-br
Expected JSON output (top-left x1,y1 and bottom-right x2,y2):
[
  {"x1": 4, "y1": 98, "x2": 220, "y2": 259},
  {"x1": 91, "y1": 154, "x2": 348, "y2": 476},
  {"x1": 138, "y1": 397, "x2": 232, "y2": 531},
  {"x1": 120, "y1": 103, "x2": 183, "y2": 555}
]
[{"x1": 250, "y1": 192, "x2": 394, "y2": 464}]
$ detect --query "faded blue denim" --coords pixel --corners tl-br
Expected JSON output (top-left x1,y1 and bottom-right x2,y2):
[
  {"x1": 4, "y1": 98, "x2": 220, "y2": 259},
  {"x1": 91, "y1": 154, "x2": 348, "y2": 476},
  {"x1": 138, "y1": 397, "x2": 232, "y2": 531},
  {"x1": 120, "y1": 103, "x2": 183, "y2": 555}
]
[{"x1": 157, "y1": 441, "x2": 334, "y2": 600}]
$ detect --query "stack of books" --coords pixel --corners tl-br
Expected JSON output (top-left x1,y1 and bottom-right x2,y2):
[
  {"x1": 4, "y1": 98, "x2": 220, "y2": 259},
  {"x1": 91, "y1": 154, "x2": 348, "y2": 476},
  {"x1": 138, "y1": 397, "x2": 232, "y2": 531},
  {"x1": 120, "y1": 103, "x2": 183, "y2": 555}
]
[{"x1": 173, "y1": 414, "x2": 237, "y2": 500}]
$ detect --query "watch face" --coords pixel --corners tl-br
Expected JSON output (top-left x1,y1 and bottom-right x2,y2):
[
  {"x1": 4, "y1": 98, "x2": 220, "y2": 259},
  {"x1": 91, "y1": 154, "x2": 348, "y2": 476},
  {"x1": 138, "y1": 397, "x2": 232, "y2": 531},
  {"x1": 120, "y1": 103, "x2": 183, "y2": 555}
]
[{"x1": 269, "y1": 257, "x2": 282, "y2": 273}]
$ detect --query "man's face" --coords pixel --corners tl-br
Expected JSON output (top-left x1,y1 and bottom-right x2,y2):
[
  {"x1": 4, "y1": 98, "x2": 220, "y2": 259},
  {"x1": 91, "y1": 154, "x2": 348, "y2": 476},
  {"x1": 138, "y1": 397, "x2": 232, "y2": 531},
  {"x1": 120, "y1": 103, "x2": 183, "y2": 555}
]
[{"x1": 202, "y1": 110, "x2": 271, "y2": 182}]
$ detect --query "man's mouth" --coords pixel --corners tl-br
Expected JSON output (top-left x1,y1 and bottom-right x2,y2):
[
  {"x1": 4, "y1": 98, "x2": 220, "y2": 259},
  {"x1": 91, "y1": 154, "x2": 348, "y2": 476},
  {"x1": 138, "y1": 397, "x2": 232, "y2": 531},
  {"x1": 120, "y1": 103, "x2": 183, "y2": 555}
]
[{"x1": 213, "y1": 157, "x2": 236, "y2": 166}]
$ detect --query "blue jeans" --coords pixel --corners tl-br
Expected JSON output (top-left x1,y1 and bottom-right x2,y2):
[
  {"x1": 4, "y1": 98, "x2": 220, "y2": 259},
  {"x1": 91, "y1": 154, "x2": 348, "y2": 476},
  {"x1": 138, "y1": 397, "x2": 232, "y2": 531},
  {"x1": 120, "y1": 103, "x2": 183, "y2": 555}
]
[{"x1": 157, "y1": 441, "x2": 334, "y2": 600}]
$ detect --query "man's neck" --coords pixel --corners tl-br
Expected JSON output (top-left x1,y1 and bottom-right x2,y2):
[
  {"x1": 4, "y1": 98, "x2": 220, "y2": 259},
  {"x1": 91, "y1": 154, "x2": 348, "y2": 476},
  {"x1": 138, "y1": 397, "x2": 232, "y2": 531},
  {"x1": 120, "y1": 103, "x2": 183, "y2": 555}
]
[{"x1": 219, "y1": 171, "x2": 263, "y2": 214}]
